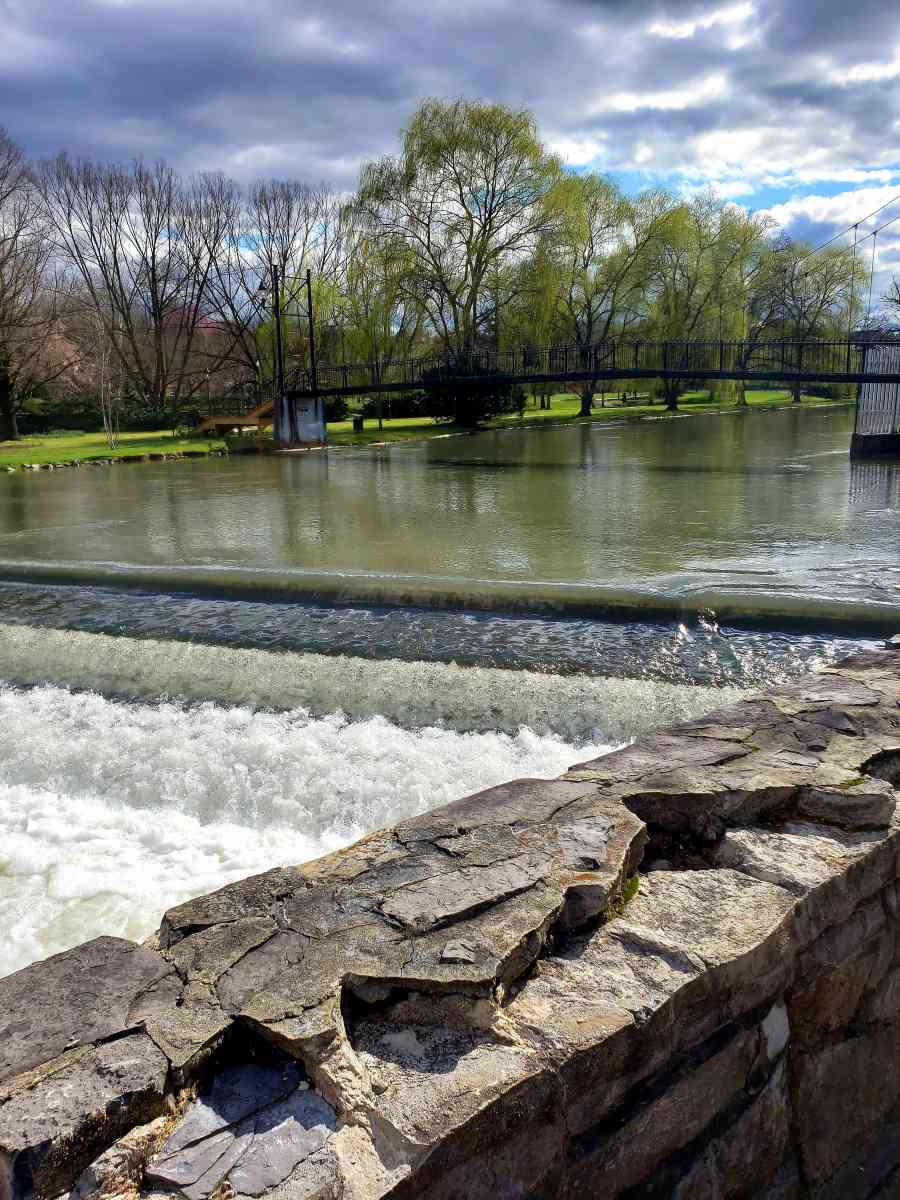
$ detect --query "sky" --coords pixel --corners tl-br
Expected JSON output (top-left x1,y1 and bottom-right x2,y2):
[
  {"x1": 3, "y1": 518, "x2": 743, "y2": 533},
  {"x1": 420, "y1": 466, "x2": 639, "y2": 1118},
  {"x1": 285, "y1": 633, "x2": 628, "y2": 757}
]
[{"x1": 2, "y1": 0, "x2": 900, "y2": 305}]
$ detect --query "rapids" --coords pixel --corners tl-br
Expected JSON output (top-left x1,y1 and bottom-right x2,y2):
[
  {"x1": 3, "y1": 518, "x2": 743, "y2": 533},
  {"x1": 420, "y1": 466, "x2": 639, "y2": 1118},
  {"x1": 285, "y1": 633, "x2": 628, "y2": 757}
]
[{"x1": 0, "y1": 624, "x2": 737, "y2": 976}]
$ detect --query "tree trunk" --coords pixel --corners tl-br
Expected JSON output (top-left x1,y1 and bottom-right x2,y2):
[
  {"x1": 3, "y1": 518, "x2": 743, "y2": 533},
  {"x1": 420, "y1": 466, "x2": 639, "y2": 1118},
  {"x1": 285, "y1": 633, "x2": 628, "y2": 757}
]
[
  {"x1": 0, "y1": 361, "x2": 18, "y2": 441},
  {"x1": 579, "y1": 386, "x2": 594, "y2": 417},
  {"x1": 736, "y1": 381, "x2": 748, "y2": 407},
  {"x1": 663, "y1": 379, "x2": 680, "y2": 411}
]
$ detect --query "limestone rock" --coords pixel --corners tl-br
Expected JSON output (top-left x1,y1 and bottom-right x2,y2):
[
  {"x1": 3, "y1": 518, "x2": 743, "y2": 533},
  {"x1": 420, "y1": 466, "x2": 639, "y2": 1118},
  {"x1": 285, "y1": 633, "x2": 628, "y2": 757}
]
[
  {"x1": 2, "y1": 648, "x2": 899, "y2": 1200},
  {"x1": 792, "y1": 1025, "x2": 900, "y2": 1185},
  {"x1": 0, "y1": 1033, "x2": 168, "y2": 1199},
  {"x1": 144, "y1": 1059, "x2": 336, "y2": 1200},
  {"x1": 0, "y1": 936, "x2": 176, "y2": 1086},
  {"x1": 157, "y1": 779, "x2": 646, "y2": 1067}
]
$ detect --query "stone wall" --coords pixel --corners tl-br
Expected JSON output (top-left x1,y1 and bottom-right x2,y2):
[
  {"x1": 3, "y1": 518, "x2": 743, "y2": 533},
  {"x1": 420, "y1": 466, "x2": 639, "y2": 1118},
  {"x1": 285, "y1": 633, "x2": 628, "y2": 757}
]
[{"x1": 2, "y1": 646, "x2": 900, "y2": 1200}]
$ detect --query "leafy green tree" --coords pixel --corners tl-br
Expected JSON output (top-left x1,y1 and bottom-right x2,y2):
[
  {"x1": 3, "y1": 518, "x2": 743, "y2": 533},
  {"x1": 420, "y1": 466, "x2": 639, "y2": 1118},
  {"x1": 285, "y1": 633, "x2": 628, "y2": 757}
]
[
  {"x1": 357, "y1": 98, "x2": 562, "y2": 355},
  {"x1": 542, "y1": 175, "x2": 673, "y2": 415},
  {"x1": 420, "y1": 357, "x2": 523, "y2": 427},
  {"x1": 647, "y1": 194, "x2": 770, "y2": 410}
]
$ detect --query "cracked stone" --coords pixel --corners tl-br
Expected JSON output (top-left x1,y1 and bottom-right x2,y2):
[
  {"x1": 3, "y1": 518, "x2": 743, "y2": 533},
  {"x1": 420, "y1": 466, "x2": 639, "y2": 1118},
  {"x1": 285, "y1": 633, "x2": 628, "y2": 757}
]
[
  {"x1": 0, "y1": 936, "x2": 176, "y2": 1086},
  {"x1": 0, "y1": 1032, "x2": 168, "y2": 1199},
  {"x1": 145, "y1": 1060, "x2": 336, "y2": 1200}
]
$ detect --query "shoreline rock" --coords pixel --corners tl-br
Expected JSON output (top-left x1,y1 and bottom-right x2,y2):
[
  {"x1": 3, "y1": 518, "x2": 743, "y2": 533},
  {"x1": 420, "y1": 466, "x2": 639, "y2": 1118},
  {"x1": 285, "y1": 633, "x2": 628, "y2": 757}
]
[{"x1": 1, "y1": 643, "x2": 899, "y2": 1198}]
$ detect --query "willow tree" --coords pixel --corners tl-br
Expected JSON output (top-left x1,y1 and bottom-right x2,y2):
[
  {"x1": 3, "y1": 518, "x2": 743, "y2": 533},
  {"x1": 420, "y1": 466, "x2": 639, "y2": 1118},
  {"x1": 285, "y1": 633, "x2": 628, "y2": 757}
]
[
  {"x1": 647, "y1": 194, "x2": 771, "y2": 410},
  {"x1": 337, "y1": 230, "x2": 423, "y2": 426},
  {"x1": 543, "y1": 175, "x2": 674, "y2": 415},
  {"x1": 357, "y1": 98, "x2": 562, "y2": 355}
]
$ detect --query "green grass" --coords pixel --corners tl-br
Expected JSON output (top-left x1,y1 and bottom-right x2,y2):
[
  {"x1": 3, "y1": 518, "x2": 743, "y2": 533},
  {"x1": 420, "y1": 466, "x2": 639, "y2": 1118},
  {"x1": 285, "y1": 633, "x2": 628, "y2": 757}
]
[
  {"x1": 325, "y1": 387, "x2": 847, "y2": 448},
  {"x1": 0, "y1": 429, "x2": 226, "y2": 468},
  {"x1": 0, "y1": 388, "x2": 850, "y2": 467}
]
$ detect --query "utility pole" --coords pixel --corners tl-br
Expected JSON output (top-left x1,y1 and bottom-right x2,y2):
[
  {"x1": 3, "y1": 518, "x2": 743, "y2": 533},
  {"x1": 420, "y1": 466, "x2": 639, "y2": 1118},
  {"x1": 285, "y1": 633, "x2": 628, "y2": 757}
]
[
  {"x1": 306, "y1": 268, "x2": 324, "y2": 443},
  {"x1": 272, "y1": 262, "x2": 287, "y2": 446},
  {"x1": 305, "y1": 268, "x2": 318, "y2": 395}
]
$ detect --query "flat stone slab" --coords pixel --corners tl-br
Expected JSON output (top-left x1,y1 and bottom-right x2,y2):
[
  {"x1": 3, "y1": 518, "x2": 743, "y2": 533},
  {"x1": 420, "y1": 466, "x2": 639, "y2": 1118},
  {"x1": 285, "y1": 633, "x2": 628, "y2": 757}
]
[
  {"x1": 153, "y1": 779, "x2": 646, "y2": 1075},
  {"x1": 145, "y1": 1058, "x2": 337, "y2": 1200},
  {"x1": 0, "y1": 935, "x2": 176, "y2": 1086},
  {"x1": 0, "y1": 1032, "x2": 168, "y2": 1199},
  {"x1": 566, "y1": 661, "x2": 900, "y2": 837}
]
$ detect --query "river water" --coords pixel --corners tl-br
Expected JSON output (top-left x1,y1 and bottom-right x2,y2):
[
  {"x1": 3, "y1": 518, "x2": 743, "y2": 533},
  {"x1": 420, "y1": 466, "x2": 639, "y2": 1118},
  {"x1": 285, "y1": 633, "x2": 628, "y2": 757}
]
[{"x1": 1, "y1": 406, "x2": 898, "y2": 976}]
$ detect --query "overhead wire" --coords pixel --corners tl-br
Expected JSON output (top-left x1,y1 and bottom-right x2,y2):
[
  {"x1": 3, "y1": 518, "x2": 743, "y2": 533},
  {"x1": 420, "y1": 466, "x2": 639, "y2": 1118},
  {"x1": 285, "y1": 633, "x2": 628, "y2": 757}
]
[{"x1": 785, "y1": 189, "x2": 900, "y2": 263}]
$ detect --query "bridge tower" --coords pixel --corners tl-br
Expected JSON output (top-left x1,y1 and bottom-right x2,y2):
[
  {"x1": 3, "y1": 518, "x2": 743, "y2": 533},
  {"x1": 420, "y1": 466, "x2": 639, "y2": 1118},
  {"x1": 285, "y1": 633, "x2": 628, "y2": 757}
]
[{"x1": 852, "y1": 329, "x2": 900, "y2": 457}]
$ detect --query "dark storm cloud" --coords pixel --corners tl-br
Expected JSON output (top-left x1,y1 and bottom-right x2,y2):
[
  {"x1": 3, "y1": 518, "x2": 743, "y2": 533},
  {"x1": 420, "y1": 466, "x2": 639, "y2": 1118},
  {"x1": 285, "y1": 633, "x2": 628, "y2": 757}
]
[{"x1": 1, "y1": 0, "x2": 899, "y2": 194}]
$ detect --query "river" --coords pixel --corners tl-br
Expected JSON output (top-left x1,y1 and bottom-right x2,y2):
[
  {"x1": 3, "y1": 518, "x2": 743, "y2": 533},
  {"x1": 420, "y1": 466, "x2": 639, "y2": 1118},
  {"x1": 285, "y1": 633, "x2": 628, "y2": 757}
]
[{"x1": 1, "y1": 405, "x2": 897, "y2": 976}]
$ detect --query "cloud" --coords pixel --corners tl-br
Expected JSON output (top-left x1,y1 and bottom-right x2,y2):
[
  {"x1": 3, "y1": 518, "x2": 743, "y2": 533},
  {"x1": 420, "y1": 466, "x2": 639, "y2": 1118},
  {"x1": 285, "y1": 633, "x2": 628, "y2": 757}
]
[
  {"x1": 648, "y1": 2, "x2": 754, "y2": 41},
  {"x1": 0, "y1": 0, "x2": 896, "y2": 215},
  {"x1": 592, "y1": 74, "x2": 728, "y2": 115},
  {"x1": 758, "y1": 185, "x2": 900, "y2": 319}
]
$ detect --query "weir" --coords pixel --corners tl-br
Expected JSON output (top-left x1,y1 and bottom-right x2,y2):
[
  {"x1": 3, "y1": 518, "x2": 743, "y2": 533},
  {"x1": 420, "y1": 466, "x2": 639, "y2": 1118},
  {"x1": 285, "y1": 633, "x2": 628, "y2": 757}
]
[{"x1": 2, "y1": 641, "x2": 899, "y2": 1199}]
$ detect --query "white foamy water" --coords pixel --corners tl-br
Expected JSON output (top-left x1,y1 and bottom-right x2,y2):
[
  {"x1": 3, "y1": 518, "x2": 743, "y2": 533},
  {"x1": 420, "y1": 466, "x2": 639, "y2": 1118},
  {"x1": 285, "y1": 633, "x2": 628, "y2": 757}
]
[{"x1": 0, "y1": 625, "x2": 739, "y2": 977}]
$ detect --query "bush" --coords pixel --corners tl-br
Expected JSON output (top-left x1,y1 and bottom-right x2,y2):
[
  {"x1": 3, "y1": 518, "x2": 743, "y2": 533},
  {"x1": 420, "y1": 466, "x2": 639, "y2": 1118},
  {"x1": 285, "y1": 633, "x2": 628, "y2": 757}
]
[
  {"x1": 324, "y1": 396, "x2": 349, "y2": 423},
  {"x1": 419, "y1": 357, "x2": 524, "y2": 427},
  {"x1": 17, "y1": 392, "x2": 103, "y2": 434},
  {"x1": 359, "y1": 392, "x2": 433, "y2": 420}
]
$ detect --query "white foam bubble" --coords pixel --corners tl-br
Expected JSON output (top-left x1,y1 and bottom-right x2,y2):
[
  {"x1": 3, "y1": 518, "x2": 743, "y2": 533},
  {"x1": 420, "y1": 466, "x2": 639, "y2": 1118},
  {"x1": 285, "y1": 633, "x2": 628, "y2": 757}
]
[
  {"x1": 0, "y1": 625, "x2": 740, "y2": 978},
  {"x1": 0, "y1": 623, "x2": 737, "y2": 743},
  {"x1": 0, "y1": 681, "x2": 608, "y2": 978}
]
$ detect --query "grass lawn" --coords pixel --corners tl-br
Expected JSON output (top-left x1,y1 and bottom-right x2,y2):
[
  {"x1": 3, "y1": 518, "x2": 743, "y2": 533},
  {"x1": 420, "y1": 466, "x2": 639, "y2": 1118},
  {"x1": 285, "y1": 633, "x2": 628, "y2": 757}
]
[
  {"x1": 0, "y1": 389, "x2": 849, "y2": 466},
  {"x1": 325, "y1": 387, "x2": 846, "y2": 448},
  {"x1": 0, "y1": 429, "x2": 226, "y2": 468}
]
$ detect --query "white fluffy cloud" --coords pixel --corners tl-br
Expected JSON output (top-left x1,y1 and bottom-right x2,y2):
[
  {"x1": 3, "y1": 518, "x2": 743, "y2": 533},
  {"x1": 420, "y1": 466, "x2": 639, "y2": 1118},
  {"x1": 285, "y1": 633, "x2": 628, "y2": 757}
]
[{"x1": 0, "y1": 0, "x2": 897, "y2": 255}]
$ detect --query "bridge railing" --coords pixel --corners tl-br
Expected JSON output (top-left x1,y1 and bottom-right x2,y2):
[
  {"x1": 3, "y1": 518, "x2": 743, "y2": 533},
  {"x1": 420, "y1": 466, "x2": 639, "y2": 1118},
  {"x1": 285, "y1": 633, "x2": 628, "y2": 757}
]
[{"x1": 283, "y1": 337, "x2": 900, "y2": 397}]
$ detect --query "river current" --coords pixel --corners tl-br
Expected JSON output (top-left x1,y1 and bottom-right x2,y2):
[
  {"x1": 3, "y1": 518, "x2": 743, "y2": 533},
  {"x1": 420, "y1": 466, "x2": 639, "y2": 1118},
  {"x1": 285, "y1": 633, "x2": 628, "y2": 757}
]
[{"x1": 1, "y1": 407, "x2": 897, "y2": 976}]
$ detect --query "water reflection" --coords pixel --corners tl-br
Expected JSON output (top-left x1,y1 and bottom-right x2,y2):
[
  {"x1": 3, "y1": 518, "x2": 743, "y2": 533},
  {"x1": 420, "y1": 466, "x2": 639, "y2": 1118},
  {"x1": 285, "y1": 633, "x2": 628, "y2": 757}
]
[
  {"x1": 0, "y1": 408, "x2": 898, "y2": 623},
  {"x1": 849, "y1": 460, "x2": 900, "y2": 508}
]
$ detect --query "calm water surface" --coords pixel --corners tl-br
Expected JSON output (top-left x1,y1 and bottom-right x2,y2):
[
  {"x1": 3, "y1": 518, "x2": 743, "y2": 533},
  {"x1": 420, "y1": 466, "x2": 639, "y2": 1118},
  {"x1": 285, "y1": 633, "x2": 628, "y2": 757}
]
[{"x1": 1, "y1": 406, "x2": 898, "y2": 625}]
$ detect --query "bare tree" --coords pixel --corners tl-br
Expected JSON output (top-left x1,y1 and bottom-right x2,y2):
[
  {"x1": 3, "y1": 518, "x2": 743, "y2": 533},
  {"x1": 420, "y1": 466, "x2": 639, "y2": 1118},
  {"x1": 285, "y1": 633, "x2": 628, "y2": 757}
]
[
  {"x1": 0, "y1": 129, "x2": 76, "y2": 440},
  {"x1": 40, "y1": 156, "x2": 235, "y2": 428},
  {"x1": 750, "y1": 242, "x2": 858, "y2": 402},
  {"x1": 200, "y1": 177, "x2": 346, "y2": 442}
]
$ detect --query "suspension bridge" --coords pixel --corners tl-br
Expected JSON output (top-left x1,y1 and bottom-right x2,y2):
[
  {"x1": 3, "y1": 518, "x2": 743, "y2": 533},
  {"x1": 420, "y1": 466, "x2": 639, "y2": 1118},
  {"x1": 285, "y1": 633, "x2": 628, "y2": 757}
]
[{"x1": 200, "y1": 335, "x2": 900, "y2": 456}]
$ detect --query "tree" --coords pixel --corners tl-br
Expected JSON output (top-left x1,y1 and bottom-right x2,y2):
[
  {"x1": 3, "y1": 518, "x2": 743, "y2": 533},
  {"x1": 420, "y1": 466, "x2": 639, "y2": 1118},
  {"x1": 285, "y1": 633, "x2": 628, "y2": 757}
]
[
  {"x1": 749, "y1": 242, "x2": 859, "y2": 402},
  {"x1": 0, "y1": 129, "x2": 74, "y2": 440},
  {"x1": 420, "y1": 357, "x2": 523, "y2": 427},
  {"x1": 357, "y1": 98, "x2": 562, "y2": 355},
  {"x1": 646, "y1": 194, "x2": 770, "y2": 410},
  {"x1": 204, "y1": 178, "x2": 341, "y2": 383},
  {"x1": 40, "y1": 157, "x2": 235, "y2": 429},
  {"x1": 337, "y1": 228, "x2": 423, "y2": 428},
  {"x1": 543, "y1": 175, "x2": 673, "y2": 415}
]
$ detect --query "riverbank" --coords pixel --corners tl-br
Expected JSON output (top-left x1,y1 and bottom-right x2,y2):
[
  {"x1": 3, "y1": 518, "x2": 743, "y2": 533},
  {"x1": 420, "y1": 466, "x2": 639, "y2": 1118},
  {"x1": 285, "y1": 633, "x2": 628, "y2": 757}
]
[
  {"x1": 326, "y1": 387, "x2": 843, "y2": 449},
  {"x1": 0, "y1": 430, "x2": 226, "y2": 469},
  {"x1": 0, "y1": 389, "x2": 846, "y2": 469}
]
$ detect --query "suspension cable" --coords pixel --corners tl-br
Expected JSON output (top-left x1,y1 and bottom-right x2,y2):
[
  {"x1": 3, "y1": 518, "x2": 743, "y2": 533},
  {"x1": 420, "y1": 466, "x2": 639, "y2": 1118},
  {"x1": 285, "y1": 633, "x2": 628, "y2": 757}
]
[
  {"x1": 847, "y1": 224, "x2": 859, "y2": 339},
  {"x1": 865, "y1": 230, "x2": 878, "y2": 325}
]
